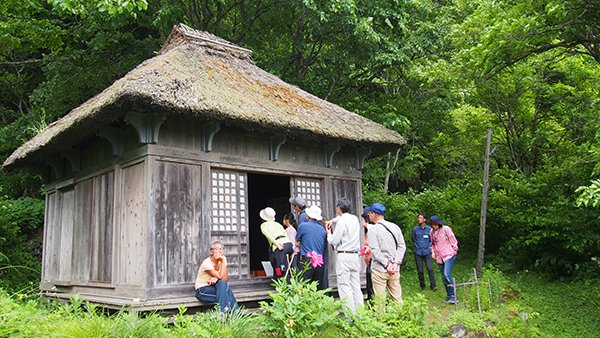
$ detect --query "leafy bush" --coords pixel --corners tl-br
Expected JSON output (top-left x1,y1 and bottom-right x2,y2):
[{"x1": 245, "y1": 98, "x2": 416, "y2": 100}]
[
  {"x1": 487, "y1": 167, "x2": 600, "y2": 275},
  {"x1": 0, "y1": 196, "x2": 45, "y2": 292},
  {"x1": 260, "y1": 275, "x2": 348, "y2": 337}
]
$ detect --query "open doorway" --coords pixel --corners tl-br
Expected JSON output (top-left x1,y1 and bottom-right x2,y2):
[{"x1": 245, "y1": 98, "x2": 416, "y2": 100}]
[{"x1": 247, "y1": 173, "x2": 291, "y2": 275}]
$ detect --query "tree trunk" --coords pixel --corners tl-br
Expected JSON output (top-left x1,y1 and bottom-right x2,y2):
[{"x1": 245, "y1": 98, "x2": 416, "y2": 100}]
[{"x1": 383, "y1": 148, "x2": 401, "y2": 193}]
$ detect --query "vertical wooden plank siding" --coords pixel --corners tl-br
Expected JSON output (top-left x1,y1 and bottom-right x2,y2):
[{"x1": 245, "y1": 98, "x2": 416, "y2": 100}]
[
  {"x1": 155, "y1": 160, "x2": 168, "y2": 285},
  {"x1": 166, "y1": 162, "x2": 179, "y2": 284},
  {"x1": 58, "y1": 188, "x2": 75, "y2": 281},
  {"x1": 330, "y1": 179, "x2": 359, "y2": 216},
  {"x1": 91, "y1": 172, "x2": 114, "y2": 282},
  {"x1": 42, "y1": 192, "x2": 57, "y2": 282},
  {"x1": 119, "y1": 162, "x2": 147, "y2": 286},
  {"x1": 154, "y1": 160, "x2": 202, "y2": 285},
  {"x1": 72, "y1": 179, "x2": 94, "y2": 281}
]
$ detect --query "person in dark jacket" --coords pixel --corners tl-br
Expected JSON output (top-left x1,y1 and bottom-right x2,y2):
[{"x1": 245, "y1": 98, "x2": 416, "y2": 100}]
[{"x1": 412, "y1": 213, "x2": 437, "y2": 291}]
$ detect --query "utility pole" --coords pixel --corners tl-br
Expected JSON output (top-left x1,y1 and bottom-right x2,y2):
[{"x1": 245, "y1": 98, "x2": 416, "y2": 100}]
[{"x1": 477, "y1": 128, "x2": 493, "y2": 277}]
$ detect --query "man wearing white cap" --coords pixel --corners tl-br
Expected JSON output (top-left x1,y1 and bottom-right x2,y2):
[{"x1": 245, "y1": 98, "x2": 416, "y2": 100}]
[
  {"x1": 295, "y1": 205, "x2": 327, "y2": 290},
  {"x1": 260, "y1": 207, "x2": 293, "y2": 279}
]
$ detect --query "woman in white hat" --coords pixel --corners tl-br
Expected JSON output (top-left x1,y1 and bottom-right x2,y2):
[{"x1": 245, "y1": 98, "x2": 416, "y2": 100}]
[{"x1": 260, "y1": 207, "x2": 293, "y2": 279}]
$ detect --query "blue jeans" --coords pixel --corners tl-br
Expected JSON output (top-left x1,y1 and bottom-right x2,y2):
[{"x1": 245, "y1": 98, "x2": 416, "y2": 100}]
[
  {"x1": 195, "y1": 280, "x2": 239, "y2": 312},
  {"x1": 438, "y1": 255, "x2": 456, "y2": 297}
]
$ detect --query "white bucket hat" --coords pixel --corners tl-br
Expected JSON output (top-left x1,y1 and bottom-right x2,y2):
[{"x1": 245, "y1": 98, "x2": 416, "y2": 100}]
[
  {"x1": 259, "y1": 207, "x2": 276, "y2": 222},
  {"x1": 305, "y1": 205, "x2": 323, "y2": 221}
]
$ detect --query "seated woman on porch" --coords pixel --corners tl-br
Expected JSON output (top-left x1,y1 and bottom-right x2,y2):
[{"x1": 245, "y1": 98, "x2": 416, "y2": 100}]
[{"x1": 195, "y1": 241, "x2": 239, "y2": 313}]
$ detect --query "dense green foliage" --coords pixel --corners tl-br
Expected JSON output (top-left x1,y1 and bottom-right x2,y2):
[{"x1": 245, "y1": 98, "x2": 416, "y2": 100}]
[{"x1": 0, "y1": 196, "x2": 44, "y2": 291}]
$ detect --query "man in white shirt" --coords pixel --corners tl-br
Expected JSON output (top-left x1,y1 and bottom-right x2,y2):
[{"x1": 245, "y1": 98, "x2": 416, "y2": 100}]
[{"x1": 325, "y1": 197, "x2": 364, "y2": 312}]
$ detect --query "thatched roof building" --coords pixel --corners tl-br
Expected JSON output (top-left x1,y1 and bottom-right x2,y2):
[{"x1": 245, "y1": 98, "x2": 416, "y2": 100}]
[{"x1": 4, "y1": 24, "x2": 404, "y2": 172}]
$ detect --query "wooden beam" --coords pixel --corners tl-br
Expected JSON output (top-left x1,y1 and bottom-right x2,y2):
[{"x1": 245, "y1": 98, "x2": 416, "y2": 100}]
[
  {"x1": 355, "y1": 147, "x2": 371, "y2": 170},
  {"x1": 269, "y1": 135, "x2": 286, "y2": 161},
  {"x1": 202, "y1": 122, "x2": 220, "y2": 152},
  {"x1": 324, "y1": 143, "x2": 340, "y2": 168}
]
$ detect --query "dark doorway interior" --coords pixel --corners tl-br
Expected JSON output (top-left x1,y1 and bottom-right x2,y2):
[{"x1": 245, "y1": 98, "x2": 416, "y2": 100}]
[{"x1": 247, "y1": 173, "x2": 291, "y2": 273}]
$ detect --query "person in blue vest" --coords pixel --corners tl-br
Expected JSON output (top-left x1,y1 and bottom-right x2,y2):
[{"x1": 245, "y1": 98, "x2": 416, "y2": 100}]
[
  {"x1": 295, "y1": 205, "x2": 327, "y2": 290},
  {"x1": 412, "y1": 213, "x2": 437, "y2": 291}
]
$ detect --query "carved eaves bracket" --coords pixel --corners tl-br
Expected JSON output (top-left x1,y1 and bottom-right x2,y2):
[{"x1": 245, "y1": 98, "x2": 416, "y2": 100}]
[
  {"x1": 324, "y1": 143, "x2": 341, "y2": 168},
  {"x1": 202, "y1": 122, "x2": 220, "y2": 152},
  {"x1": 269, "y1": 135, "x2": 287, "y2": 161},
  {"x1": 355, "y1": 147, "x2": 372, "y2": 170},
  {"x1": 34, "y1": 163, "x2": 51, "y2": 184},
  {"x1": 60, "y1": 148, "x2": 81, "y2": 172},
  {"x1": 45, "y1": 156, "x2": 64, "y2": 180},
  {"x1": 98, "y1": 128, "x2": 123, "y2": 156},
  {"x1": 124, "y1": 111, "x2": 167, "y2": 144}
]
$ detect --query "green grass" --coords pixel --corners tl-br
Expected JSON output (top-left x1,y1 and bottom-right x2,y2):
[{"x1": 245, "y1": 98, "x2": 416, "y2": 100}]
[
  {"x1": 1, "y1": 258, "x2": 598, "y2": 337},
  {"x1": 510, "y1": 272, "x2": 600, "y2": 338},
  {"x1": 399, "y1": 257, "x2": 600, "y2": 338}
]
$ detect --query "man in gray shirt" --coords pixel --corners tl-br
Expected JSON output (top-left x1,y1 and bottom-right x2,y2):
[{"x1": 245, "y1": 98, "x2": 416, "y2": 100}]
[
  {"x1": 325, "y1": 198, "x2": 364, "y2": 313},
  {"x1": 365, "y1": 202, "x2": 406, "y2": 303}
]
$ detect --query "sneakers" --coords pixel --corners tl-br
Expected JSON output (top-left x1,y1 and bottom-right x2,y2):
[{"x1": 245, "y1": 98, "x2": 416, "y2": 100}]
[
  {"x1": 443, "y1": 296, "x2": 451, "y2": 303},
  {"x1": 446, "y1": 296, "x2": 457, "y2": 304},
  {"x1": 421, "y1": 286, "x2": 427, "y2": 291},
  {"x1": 430, "y1": 286, "x2": 438, "y2": 291}
]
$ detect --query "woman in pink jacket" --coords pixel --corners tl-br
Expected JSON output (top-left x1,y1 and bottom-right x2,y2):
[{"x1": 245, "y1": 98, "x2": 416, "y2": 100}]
[{"x1": 429, "y1": 215, "x2": 458, "y2": 304}]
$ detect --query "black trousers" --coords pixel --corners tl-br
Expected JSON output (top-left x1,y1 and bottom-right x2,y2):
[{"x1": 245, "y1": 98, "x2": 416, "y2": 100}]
[
  {"x1": 299, "y1": 255, "x2": 324, "y2": 290},
  {"x1": 271, "y1": 242, "x2": 293, "y2": 278},
  {"x1": 414, "y1": 252, "x2": 437, "y2": 288}
]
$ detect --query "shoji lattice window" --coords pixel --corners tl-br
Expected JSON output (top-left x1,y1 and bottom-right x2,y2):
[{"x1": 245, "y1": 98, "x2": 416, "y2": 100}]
[
  {"x1": 210, "y1": 170, "x2": 248, "y2": 279},
  {"x1": 210, "y1": 171, "x2": 247, "y2": 232},
  {"x1": 292, "y1": 178, "x2": 322, "y2": 208}
]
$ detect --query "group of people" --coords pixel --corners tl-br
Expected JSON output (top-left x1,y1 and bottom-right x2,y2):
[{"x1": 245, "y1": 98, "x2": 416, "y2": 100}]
[{"x1": 193, "y1": 196, "x2": 459, "y2": 313}]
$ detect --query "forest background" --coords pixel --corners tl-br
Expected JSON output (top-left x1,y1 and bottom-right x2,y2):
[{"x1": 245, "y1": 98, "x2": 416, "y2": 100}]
[{"x1": 1, "y1": 0, "x2": 599, "y2": 299}]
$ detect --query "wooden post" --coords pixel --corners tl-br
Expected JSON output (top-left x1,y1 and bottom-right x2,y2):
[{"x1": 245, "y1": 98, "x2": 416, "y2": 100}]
[
  {"x1": 488, "y1": 279, "x2": 494, "y2": 309},
  {"x1": 477, "y1": 128, "x2": 492, "y2": 277},
  {"x1": 474, "y1": 268, "x2": 482, "y2": 318}
]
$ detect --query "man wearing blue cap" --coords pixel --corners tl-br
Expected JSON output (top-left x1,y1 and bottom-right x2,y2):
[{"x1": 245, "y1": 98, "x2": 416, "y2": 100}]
[{"x1": 365, "y1": 203, "x2": 406, "y2": 303}]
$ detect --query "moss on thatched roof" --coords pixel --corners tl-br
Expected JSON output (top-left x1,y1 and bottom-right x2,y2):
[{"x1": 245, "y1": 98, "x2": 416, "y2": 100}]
[{"x1": 3, "y1": 24, "x2": 405, "y2": 171}]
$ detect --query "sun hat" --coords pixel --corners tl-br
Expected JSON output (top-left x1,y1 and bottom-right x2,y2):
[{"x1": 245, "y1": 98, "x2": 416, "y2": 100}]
[
  {"x1": 427, "y1": 215, "x2": 444, "y2": 226},
  {"x1": 289, "y1": 196, "x2": 307, "y2": 208},
  {"x1": 259, "y1": 207, "x2": 276, "y2": 222},
  {"x1": 305, "y1": 205, "x2": 323, "y2": 221},
  {"x1": 365, "y1": 203, "x2": 386, "y2": 216}
]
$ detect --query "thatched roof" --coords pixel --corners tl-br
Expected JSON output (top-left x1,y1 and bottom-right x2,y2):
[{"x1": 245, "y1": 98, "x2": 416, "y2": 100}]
[{"x1": 3, "y1": 24, "x2": 405, "y2": 171}]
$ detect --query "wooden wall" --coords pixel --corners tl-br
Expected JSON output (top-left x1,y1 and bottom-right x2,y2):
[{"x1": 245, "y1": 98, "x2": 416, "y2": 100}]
[
  {"x1": 118, "y1": 161, "x2": 147, "y2": 287},
  {"x1": 152, "y1": 159, "x2": 202, "y2": 285},
  {"x1": 157, "y1": 116, "x2": 359, "y2": 170}
]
